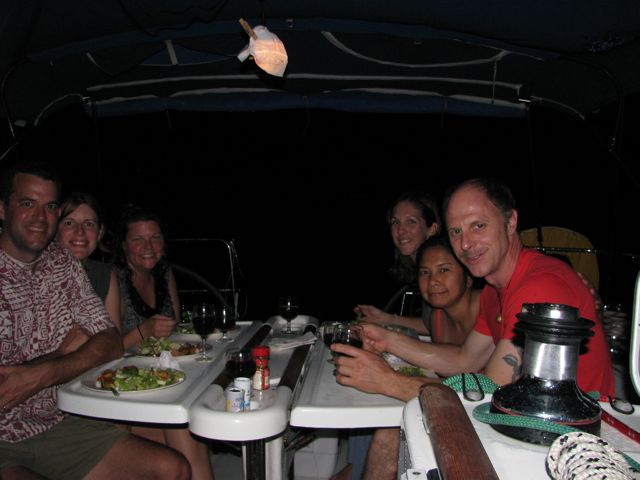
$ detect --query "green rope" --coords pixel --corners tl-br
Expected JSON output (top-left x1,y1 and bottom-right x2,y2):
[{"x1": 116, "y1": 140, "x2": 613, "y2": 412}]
[
  {"x1": 442, "y1": 373, "x2": 640, "y2": 473},
  {"x1": 442, "y1": 373, "x2": 499, "y2": 394}
]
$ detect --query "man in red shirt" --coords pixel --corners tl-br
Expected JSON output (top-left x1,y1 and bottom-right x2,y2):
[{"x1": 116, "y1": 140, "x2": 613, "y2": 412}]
[
  {"x1": 442, "y1": 177, "x2": 613, "y2": 392},
  {"x1": 333, "y1": 177, "x2": 614, "y2": 479},
  {"x1": 335, "y1": 177, "x2": 613, "y2": 396}
]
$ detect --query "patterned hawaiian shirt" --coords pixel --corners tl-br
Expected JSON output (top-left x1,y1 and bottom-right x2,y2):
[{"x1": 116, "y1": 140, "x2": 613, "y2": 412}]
[{"x1": 0, "y1": 242, "x2": 113, "y2": 442}]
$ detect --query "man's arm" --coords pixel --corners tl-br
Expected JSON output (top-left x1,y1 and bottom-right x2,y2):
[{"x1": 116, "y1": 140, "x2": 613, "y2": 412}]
[
  {"x1": 482, "y1": 338, "x2": 522, "y2": 386},
  {"x1": 0, "y1": 327, "x2": 122, "y2": 410},
  {"x1": 332, "y1": 344, "x2": 439, "y2": 401},
  {"x1": 362, "y1": 324, "x2": 495, "y2": 377}
]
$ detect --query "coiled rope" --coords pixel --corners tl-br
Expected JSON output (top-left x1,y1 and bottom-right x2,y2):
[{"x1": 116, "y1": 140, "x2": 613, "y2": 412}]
[{"x1": 442, "y1": 374, "x2": 640, "y2": 477}]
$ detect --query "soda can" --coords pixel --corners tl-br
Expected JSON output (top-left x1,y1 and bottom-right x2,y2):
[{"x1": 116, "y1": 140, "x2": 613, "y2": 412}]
[
  {"x1": 225, "y1": 387, "x2": 244, "y2": 413},
  {"x1": 234, "y1": 377, "x2": 252, "y2": 409}
]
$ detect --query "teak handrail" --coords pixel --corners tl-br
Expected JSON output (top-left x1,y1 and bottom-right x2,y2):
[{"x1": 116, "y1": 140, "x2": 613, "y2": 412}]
[{"x1": 419, "y1": 384, "x2": 499, "y2": 480}]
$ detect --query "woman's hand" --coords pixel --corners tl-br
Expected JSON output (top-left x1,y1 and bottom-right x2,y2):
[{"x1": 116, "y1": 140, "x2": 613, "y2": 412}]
[
  {"x1": 354, "y1": 304, "x2": 394, "y2": 325},
  {"x1": 361, "y1": 323, "x2": 393, "y2": 353},
  {"x1": 141, "y1": 315, "x2": 176, "y2": 339}
]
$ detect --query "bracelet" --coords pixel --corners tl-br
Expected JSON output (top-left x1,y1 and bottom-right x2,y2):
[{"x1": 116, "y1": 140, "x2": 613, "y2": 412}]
[{"x1": 137, "y1": 325, "x2": 144, "y2": 340}]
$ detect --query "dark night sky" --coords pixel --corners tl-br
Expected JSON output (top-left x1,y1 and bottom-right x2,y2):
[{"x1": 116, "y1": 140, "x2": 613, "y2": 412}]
[{"x1": 2, "y1": 97, "x2": 640, "y2": 321}]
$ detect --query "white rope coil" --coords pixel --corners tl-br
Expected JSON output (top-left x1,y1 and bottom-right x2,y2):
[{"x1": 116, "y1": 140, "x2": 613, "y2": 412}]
[{"x1": 546, "y1": 431, "x2": 639, "y2": 480}]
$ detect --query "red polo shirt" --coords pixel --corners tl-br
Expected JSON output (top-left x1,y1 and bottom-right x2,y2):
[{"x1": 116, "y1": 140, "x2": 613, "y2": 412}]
[{"x1": 475, "y1": 249, "x2": 614, "y2": 397}]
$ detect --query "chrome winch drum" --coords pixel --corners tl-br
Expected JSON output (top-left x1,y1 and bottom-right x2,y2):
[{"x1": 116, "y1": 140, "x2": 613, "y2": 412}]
[{"x1": 490, "y1": 303, "x2": 601, "y2": 446}]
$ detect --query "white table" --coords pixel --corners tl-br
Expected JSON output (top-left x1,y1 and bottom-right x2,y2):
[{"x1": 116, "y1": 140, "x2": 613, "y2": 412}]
[
  {"x1": 189, "y1": 315, "x2": 318, "y2": 480},
  {"x1": 57, "y1": 321, "x2": 262, "y2": 423},
  {"x1": 402, "y1": 393, "x2": 640, "y2": 479},
  {"x1": 289, "y1": 340, "x2": 405, "y2": 429}
]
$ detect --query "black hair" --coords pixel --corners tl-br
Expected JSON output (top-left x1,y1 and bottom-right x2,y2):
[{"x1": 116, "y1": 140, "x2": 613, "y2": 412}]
[
  {"x1": 0, "y1": 161, "x2": 62, "y2": 203},
  {"x1": 414, "y1": 235, "x2": 485, "y2": 289},
  {"x1": 114, "y1": 205, "x2": 170, "y2": 318}
]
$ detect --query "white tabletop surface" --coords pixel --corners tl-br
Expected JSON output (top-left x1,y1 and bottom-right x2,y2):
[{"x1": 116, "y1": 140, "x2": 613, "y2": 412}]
[
  {"x1": 189, "y1": 323, "x2": 317, "y2": 441},
  {"x1": 403, "y1": 393, "x2": 640, "y2": 479},
  {"x1": 289, "y1": 340, "x2": 404, "y2": 429},
  {"x1": 57, "y1": 321, "x2": 261, "y2": 424}
]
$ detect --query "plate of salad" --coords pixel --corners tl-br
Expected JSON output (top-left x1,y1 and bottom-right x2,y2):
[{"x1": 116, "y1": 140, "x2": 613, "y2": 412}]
[
  {"x1": 82, "y1": 365, "x2": 186, "y2": 394},
  {"x1": 133, "y1": 336, "x2": 209, "y2": 358},
  {"x1": 172, "y1": 324, "x2": 221, "y2": 341}
]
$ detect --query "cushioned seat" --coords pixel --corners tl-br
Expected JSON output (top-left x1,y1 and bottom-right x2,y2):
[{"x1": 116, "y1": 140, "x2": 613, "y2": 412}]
[{"x1": 520, "y1": 226, "x2": 599, "y2": 289}]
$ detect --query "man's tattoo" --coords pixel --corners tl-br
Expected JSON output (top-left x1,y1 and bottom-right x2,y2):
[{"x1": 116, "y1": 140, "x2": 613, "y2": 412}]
[{"x1": 503, "y1": 350, "x2": 522, "y2": 383}]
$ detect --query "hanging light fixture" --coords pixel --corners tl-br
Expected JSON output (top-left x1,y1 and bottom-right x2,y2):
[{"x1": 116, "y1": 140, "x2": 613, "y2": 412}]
[{"x1": 237, "y1": 18, "x2": 288, "y2": 77}]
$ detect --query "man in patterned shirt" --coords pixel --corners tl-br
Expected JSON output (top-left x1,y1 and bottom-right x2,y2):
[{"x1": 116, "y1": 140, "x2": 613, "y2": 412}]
[{"x1": 0, "y1": 163, "x2": 190, "y2": 479}]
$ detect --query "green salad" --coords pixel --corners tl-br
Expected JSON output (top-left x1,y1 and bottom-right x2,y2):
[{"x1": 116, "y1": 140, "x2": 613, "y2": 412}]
[
  {"x1": 397, "y1": 366, "x2": 429, "y2": 377},
  {"x1": 96, "y1": 366, "x2": 185, "y2": 392},
  {"x1": 175, "y1": 323, "x2": 196, "y2": 334},
  {"x1": 137, "y1": 336, "x2": 200, "y2": 356},
  {"x1": 138, "y1": 336, "x2": 174, "y2": 356}
]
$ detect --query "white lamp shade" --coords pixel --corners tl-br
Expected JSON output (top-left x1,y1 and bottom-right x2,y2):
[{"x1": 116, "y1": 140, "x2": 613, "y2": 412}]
[{"x1": 237, "y1": 25, "x2": 288, "y2": 77}]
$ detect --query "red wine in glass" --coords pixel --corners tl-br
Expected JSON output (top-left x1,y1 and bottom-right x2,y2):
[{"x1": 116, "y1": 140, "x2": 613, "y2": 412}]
[
  {"x1": 332, "y1": 324, "x2": 363, "y2": 358},
  {"x1": 193, "y1": 314, "x2": 215, "y2": 337},
  {"x1": 225, "y1": 349, "x2": 256, "y2": 378},
  {"x1": 192, "y1": 303, "x2": 215, "y2": 362},
  {"x1": 278, "y1": 296, "x2": 299, "y2": 335}
]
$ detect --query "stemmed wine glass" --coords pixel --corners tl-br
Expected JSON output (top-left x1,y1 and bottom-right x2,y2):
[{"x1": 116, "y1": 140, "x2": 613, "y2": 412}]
[
  {"x1": 319, "y1": 321, "x2": 342, "y2": 363},
  {"x1": 215, "y1": 305, "x2": 236, "y2": 343},
  {"x1": 191, "y1": 303, "x2": 215, "y2": 362},
  {"x1": 331, "y1": 324, "x2": 364, "y2": 356},
  {"x1": 278, "y1": 296, "x2": 299, "y2": 336}
]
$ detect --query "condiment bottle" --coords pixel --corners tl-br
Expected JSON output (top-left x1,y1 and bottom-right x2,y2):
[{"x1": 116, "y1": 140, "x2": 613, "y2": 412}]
[{"x1": 251, "y1": 345, "x2": 270, "y2": 390}]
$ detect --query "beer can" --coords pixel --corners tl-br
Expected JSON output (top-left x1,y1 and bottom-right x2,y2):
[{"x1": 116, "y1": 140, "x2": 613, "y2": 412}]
[
  {"x1": 234, "y1": 377, "x2": 252, "y2": 408},
  {"x1": 225, "y1": 387, "x2": 244, "y2": 413}
]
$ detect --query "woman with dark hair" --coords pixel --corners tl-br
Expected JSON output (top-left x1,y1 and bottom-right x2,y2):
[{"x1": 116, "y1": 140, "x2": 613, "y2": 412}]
[
  {"x1": 337, "y1": 192, "x2": 441, "y2": 480},
  {"x1": 334, "y1": 237, "x2": 480, "y2": 480},
  {"x1": 56, "y1": 192, "x2": 121, "y2": 330},
  {"x1": 114, "y1": 207, "x2": 180, "y2": 350},
  {"x1": 114, "y1": 206, "x2": 214, "y2": 480},
  {"x1": 415, "y1": 236, "x2": 479, "y2": 344},
  {"x1": 354, "y1": 191, "x2": 441, "y2": 334}
]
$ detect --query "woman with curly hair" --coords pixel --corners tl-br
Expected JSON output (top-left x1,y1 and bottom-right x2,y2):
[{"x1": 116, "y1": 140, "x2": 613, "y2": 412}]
[
  {"x1": 114, "y1": 207, "x2": 180, "y2": 349},
  {"x1": 114, "y1": 206, "x2": 214, "y2": 480}
]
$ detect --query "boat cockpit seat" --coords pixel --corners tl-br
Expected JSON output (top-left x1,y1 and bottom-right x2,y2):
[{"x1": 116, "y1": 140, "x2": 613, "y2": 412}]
[{"x1": 520, "y1": 226, "x2": 599, "y2": 290}]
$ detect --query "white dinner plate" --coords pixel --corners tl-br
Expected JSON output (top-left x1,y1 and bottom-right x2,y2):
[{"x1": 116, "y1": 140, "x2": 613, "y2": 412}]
[
  {"x1": 81, "y1": 368, "x2": 186, "y2": 394},
  {"x1": 132, "y1": 340, "x2": 212, "y2": 359}
]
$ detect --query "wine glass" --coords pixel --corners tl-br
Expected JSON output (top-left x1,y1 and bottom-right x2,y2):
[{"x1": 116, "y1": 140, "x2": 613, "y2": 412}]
[
  {"x1": 319, "y1": 321, "x2": 342, "y2": 363},
  {"x1": 331, "y1": 324, "x2": 364, "y2": 359},
  {"x1": 278, "y1": 296, "x2": 299, "y2": 336},
  {"x1": 225, "y1": 348, "x2": 256, "y2": 379},
  {"x1": 215, "y1": 305, "x2": 236, "y2": 343},
  {"x1": 191, "y1": 303, "x2": 215, "y2": 362}
]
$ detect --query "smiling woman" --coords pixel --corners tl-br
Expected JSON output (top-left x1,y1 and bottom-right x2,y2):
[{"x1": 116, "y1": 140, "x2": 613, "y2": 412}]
[
  {"x1": 56, "y1": 192, "x2": 122, "y2": 330},
  {"x1": 110, "y1": 205, "x2": 215, "y2": 479},
  {"x1": 57, "y1": 193, "x2": 104, "y2": 259},
  {"x1": 112, "y1": 206, "x2": 179, "y2": 349}
]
